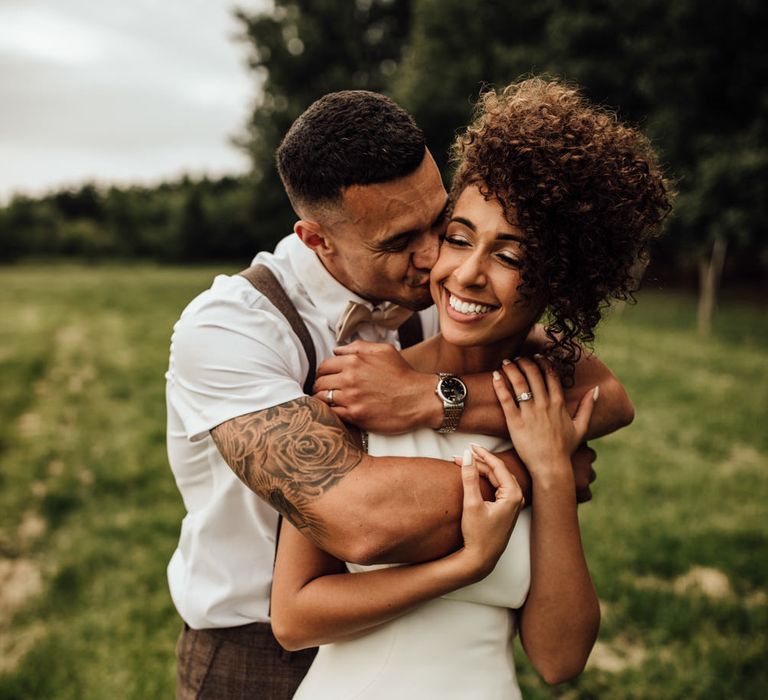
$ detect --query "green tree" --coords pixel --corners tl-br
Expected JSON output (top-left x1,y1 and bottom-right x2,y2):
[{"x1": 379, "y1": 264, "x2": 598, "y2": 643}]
[
  {"x1": 235, "y1": 0, "x2": 412, "y2": 251},
  {"x1": 393, "y1": 0, "x2": 768, "y2": 330},
  {"x1": 392, "y1": 0, "x2": 555, "y2": 173}
]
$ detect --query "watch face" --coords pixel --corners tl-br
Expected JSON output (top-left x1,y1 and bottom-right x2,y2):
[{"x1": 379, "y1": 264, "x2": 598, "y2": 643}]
[{"x1": 439, "y1": 376, "x2": 467, "y2": 403}]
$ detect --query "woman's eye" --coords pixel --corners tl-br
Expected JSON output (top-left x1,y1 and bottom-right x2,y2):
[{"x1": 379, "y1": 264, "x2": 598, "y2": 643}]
[
  {"x1": 445, "y1": 235, "x2": 470, "y2": 247},
  {"x1": 498, "y1": 253, "x2": 522, "y2": 267}
]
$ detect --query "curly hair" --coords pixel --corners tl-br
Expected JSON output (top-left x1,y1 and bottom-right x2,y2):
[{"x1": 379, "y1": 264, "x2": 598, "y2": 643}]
[{"x1": 451, "y1": 77, "x2": 673, "y2": 380}]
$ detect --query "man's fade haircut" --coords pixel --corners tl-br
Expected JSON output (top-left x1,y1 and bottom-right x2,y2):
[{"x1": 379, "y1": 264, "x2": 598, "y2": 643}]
[{"x1": 277, "y1": 90, "x2": 426, "y2": 214}]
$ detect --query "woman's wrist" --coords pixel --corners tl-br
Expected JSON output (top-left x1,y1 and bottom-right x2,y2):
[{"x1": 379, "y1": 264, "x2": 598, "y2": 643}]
[
  {"x1": 528, "y1": 458, "x2": 576, "y2": 492},
  {"x1": 442, "y1": 547, "x2": 489, "y2": 586}
]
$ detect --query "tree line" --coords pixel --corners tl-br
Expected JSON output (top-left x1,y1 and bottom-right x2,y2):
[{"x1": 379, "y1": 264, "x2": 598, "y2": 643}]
[{"x1": 2, "y1": 0, "x2": 766, "y2": 299}]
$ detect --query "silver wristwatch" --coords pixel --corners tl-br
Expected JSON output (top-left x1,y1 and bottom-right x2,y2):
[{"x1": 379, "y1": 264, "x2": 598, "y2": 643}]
[{"x1": 435, "y1": 373, "x2": 468, "y2": 434}]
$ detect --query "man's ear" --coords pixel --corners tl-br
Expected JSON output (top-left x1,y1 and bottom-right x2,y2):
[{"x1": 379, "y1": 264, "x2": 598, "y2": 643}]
[{"x1": 295, "y1": 220, "x2": 335, "y2": 255}]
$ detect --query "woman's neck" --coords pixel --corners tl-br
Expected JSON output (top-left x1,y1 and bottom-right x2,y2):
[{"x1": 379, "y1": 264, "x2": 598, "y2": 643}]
[{"x1": 404, "y1": 332, "x2": 528, "y2": 376}]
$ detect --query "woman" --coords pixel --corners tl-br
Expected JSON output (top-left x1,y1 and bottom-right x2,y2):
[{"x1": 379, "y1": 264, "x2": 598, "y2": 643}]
[{"x1": 270, "y1": 78, "x2": 671, "y2": 697}]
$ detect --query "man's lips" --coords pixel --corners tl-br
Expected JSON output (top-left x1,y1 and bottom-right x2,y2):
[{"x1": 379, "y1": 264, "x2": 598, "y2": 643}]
[{"x1": 407, "y1": 273, "x2": 430, "y2": 288}]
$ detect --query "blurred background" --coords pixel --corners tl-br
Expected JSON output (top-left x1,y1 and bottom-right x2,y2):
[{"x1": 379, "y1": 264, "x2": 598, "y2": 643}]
[{"x1": 1, "y1": 1, "x2": 766, "y2": 698}]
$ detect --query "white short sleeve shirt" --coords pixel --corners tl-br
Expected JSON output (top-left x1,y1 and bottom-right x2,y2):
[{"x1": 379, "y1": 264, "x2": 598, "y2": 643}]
[{"x1": 166, "y1": 234, "x2": 438, "y2": 628}]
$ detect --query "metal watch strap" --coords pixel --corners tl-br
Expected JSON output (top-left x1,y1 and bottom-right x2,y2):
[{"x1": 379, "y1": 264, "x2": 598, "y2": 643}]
[
  {"x1": 437, "y1": 402, "x2": 464, "y2": 433},
  {"x1": 436, "y1": 372, "x2": 465, "y2": 434}
]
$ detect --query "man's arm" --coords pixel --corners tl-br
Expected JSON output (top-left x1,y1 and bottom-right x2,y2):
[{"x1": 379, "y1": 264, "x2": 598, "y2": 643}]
[
  {"x1": 211, "y1": 396, "x2": 604, "y2": 565},
  {"x1": 211, "y1": 396, "x2": 473, "y2": 564},
  {"x1": 312, "y1": 329, "x2": 633, "y2": 438}
]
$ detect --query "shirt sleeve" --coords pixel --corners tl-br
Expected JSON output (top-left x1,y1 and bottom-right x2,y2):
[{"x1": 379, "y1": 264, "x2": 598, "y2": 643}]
[{"x1": 166, "y1": 281, "x2": 309, "y2": 442}]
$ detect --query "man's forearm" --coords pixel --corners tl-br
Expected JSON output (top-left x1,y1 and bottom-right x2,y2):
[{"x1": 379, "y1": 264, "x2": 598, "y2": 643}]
[
  {"x1": 211, "y1": 396, "x2": 469, "y2": 564},
  {"x1": 412, "y1": 358, "x2": 632, "y2": 440},
  {"x1": 312, "y1": 452, "x2": 467, "y2": 563},
  {"x1": 455, "y1": 366, "x2": 632, "y2": 439}
]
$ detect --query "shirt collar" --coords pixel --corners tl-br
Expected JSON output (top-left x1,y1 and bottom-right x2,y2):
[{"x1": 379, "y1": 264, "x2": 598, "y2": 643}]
[{"x1": 285, "y1": 234, "x2": 377, "y2": 336}]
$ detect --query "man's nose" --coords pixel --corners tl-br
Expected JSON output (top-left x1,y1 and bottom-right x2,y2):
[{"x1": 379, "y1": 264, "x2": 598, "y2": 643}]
[{"x1": 412, "y1": 230, "x2": 440, "y2": 270}]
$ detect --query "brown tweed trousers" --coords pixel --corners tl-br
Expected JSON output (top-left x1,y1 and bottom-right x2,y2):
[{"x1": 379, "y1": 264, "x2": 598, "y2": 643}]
[{"x1": 176, "y1": 622, "x2": 317, "y2": 699}]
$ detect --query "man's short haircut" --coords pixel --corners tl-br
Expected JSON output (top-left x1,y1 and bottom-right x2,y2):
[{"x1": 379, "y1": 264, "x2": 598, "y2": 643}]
[{"x1": 276, "y1": 90, "x2": 426, "y2": 213}]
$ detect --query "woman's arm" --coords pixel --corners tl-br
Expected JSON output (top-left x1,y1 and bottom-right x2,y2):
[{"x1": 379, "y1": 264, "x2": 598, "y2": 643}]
[
  {"x1": 518, "y1": 472, "x2": 599, "y2": 684},
  {"x1": 270, "y1": 450, "x2": 524, "y2": 651},
  {"x1": 476, "y1": 357, "x2": 600, "y2": 684}
]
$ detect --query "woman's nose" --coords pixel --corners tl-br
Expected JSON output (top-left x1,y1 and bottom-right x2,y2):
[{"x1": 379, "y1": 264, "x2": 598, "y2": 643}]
[{"x1": 453, "y1": 253, "x2": 487, "y2": 287}]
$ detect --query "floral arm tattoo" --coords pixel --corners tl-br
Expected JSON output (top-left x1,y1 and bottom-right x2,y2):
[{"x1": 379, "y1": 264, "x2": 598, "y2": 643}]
[{"x1": 210, "y1": 397, "x2": 362, "y2": 540}]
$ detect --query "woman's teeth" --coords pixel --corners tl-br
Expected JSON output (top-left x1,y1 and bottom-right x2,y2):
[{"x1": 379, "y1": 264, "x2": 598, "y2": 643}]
[{"x1": 449, "y1": 293, "x2": 492, "y2": 315}]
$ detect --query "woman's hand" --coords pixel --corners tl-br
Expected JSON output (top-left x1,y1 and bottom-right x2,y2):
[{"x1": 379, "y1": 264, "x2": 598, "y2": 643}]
[
  {"x1": 457, "y1": 447, "x2": 524, "y2": 580},
  {"x1": 493, "y1": 356, "x2": 598, "y2": 479}
]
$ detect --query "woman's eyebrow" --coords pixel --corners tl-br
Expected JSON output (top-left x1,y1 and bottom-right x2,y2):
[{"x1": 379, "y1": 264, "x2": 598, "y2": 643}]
[{"x1": 449, "y1": 216, "x2": 476, "y2": 231}]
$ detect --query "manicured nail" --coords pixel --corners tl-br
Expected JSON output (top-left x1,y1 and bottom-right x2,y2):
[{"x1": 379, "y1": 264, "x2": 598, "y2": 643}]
[
  {"x1": 593, "y1": 386, "x2": 600, "y2": 401},
  {"x1": 462, "y1": 448, "x2": 473, "y2": 467},
  {"x1": 501, "y1": 358, "x2": 511, "y2": 366},
  {"x1": 469, "y1": 442, "x2": 484, "y2": 456},
  {"x1": 493, "y1": 370, "x2": 501, "y2": 381}
]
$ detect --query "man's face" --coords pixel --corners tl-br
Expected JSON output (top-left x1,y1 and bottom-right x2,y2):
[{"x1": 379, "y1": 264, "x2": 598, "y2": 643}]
[{"x1": 323, "y1": 150, "x2": 448, "y2": 311}]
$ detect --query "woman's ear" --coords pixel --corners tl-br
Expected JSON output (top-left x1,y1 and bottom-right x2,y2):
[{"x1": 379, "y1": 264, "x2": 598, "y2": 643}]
[{"x1": 295, "y1": 220, "x2": 334, "y2": 255}]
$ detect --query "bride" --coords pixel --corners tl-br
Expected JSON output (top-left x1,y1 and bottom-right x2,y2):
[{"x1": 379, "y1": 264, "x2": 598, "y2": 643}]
[{"x1": 270, "y1": 77, "x2": 671, "y2": 697}]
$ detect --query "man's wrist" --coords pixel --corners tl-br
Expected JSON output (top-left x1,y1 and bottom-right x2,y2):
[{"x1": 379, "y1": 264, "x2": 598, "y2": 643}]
[
  {"x1": 434, "y1": 373, "x2": 468, "y2": 433},
  {"x1": 421, "y1": 373, "x2": 445, "y2": 429}
]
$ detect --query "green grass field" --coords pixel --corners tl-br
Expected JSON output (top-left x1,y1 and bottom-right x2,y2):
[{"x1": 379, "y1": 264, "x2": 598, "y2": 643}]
[{"x1": 0, "y1": 264, "x2": 766, "y2": 699}]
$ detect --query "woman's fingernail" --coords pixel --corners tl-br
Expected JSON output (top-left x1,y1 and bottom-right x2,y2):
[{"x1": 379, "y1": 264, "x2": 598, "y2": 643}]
[
  {"x1": 462, "y1": 448, "x2": 473, "y2": 467},
  {"x1": 593, "y1": 386, "x2": 600, "y2": 401},
  {"x1": 501, "y1": 358, "x2": 511, "y2": 366},
  {"x1": 493, "y1": 370, "x2": 501, "y2": 380}
]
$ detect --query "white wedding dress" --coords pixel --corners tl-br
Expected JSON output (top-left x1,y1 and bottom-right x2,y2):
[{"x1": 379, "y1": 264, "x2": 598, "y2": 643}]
[{"x1": 293, "y1": 429, "x2": 531, "y2": 699}]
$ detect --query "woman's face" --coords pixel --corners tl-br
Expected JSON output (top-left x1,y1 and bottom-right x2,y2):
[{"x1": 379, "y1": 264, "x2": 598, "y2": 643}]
[{"x1": 430, "y1": 185, "x2": 542, "y2": 348}]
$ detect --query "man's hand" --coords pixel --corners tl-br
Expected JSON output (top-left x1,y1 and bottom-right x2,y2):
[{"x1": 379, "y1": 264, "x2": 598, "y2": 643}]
[
  {"x1": 313, "y1": 340, "x2": 435, "y2": 433},
  {"x1": 572, "y1": 444, "x2": 597, "y2": 503}
]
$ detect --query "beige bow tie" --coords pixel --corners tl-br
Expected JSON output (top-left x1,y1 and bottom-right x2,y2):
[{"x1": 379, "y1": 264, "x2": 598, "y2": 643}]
[{"x1": 335, "y1": 301, "x2": 414, "y2": 343}]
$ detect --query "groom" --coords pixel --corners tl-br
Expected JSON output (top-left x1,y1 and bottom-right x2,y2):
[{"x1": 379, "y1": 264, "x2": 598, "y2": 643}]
[{"x1": 166, "y1": 90, "x2": 633, "y2": 698}]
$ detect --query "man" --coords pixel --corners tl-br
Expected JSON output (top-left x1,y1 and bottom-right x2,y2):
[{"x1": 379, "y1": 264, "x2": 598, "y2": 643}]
[{"x1": 166, "y1": 90, "x2": 633, "y2": 698}]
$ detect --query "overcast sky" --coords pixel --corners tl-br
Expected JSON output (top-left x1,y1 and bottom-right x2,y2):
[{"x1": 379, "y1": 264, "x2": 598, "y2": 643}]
[{"x1": 0, "y1": 0, "x2": 268, "y2": 201}]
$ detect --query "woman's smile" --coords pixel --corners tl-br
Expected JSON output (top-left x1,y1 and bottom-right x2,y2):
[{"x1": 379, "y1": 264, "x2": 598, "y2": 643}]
[
  {"x1": 430, "y1": 185, "x2": 539, "y2": 350},
  {"x1": 442, "y1": 286, "x2": 497, "y2": 323}
]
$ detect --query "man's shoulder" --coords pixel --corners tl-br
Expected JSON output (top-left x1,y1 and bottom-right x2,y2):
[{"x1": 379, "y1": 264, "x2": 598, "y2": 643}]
[{"x1": 170, "y1": 269, "x2": 301, "y2": 356}]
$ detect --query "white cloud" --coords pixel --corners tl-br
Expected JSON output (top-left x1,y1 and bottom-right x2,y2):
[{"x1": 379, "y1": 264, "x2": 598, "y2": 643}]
[
  {"x1": 0, "y1": 0, "x2": 267, "y2": 201},
  {"x1": 0, "y1": 5, "x2": 108, "y2": 64}
]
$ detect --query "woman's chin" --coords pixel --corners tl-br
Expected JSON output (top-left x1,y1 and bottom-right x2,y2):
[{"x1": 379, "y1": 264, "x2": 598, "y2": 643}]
[{"x1": 439, "y1": 325, "x2": 486, "y2": 348}]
